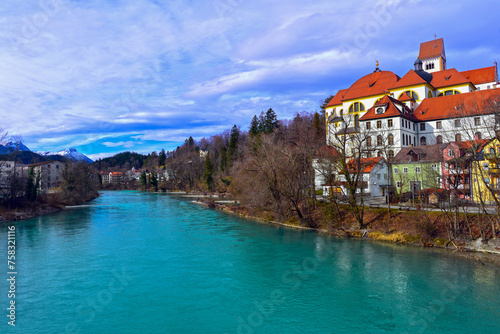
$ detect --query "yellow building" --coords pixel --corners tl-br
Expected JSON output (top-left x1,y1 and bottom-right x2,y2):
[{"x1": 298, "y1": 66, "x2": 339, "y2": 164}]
[{"x1": 472, "y1": 139, "x2": 500, "y2": 204}]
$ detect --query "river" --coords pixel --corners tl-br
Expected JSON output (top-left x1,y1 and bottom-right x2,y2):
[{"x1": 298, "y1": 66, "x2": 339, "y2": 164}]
[{"x1": 1, "y1": 191, "x2": 499, "y2": 333}]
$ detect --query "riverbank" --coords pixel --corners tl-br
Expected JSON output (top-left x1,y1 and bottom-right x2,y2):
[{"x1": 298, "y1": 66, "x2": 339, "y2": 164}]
[
  {"x1": 192, "y1": 197, "x2": 500, "y2": 262},
  {"x1": 0, "y1": 203, "x2": 64, "y2": 223}
]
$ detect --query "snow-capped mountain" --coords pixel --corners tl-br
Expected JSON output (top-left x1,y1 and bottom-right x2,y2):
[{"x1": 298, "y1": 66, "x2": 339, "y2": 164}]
[
  {"x1": 40, "y1": 148, "x2": 93, "y2": 164},
  {"x1": 0, "y1": 141, "x2": 31, "y2": 154}
]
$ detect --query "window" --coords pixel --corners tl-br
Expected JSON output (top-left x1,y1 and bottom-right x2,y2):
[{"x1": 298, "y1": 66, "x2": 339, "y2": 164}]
[
  {"x1": 394, "y1": 167, "x2": 399, "y2": 174},
  {"x1": 432, "y1": 164, "x2": 437, "y2": 170},
  {"x1": 349, "y1": 102, "x2": 365, "y2": 113},
  {"x1": 438, "y1": 90, "x2": 461, "y2": 97},
  {"x1": 448, "y1": 149, "x2": 454, "y2": 157},
  {"x1": 355, "y1": 115, "x2": 360, "y2": 128},
  {"x1": 455, "y1": 134, "x2": 461, "y2": 142},
  {"x1": 388, "y1": 119, "x2": 393, "y2": 127},
  {"x1": 426, "y1": 63, "x2": 435, "y2": 70},
  {"x1": 377, "y1": 135, "x2": 383, "y2": 146},
  {"x1": 366, "y1": 136, "x2": 372, "y2": 147},
  {"x1": 490, "y1": 147, "x2": 495, "y2": 155},
  {"x1": 475, "y1": 132, "x2": 481, "y2": 140},
  {"x1": 413, "y1": 123, "x2": 416, "y2": 131},
  {"x1": 376, "y1": 107, "x2": 385, "y2": 114},
  {"x1": 377, "y1": 174, "x2": 381, "y2": 180},
  {"x1": 403, "y1": 167, "x2": 408, "y2": 174},
  {"x1": 420, "y1": 123, "x2": 425, "y2": 131},
  {"x1": 428, "y1": 91, "x2": 433, "y2": 98},
  {"x1": 396, "y1": 181, "x2": 401, "y2": 188},
  {"x1": 474, "y1": 117, "x2": 481, "y2": 126},
  {"x1": 454, "y1": 119, "x2": 461, "y2": 127},
  {"x1": 398, "y1": 90, "x2": 419, "y2": 101},
  {"x1": 420, "y1": 136, "x2": 426, "y2": 145},
  {"x1": 377, "y1": 151, "x2": 383, "y2": 157},
  {"x1": 377, "y1": 120, "x2": 382, "y2": 128},
  {"x1": 388, "y1": 150, "x2": 394, "y2": 159},
  {"x1": 415, "y1": 166, "x2": 421, "y2": 173},
  {"x1": 388, "y1": 134, "x2": 394, "y2": 145},
  {"x1": 436, "y1": 135, "x2": 443, "y2": 144},
  {"x1": 366, "y1": 122, "x2": 371, "y2": 129},
  {"x1": 436, "y1": 121, "x2": 442, "y2": 129},
  {"x1": 483, "y1": 163, "x2": 489, "y2": 170}
]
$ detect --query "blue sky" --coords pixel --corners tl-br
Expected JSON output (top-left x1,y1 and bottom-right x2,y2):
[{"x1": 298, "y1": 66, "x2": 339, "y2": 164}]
[{"x1": 1, "y1": 0, "x2": 499, "y2": 160}]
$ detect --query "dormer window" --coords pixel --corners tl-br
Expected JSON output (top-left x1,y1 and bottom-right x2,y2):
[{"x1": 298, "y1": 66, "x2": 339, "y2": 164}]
[{"x1": 376, "y1": 107, "x2": 385, "y2": 114}]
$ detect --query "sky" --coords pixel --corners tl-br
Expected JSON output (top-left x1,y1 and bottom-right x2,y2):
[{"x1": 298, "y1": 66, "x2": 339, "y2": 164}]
[{"x1": 1, "y1": 0, "x2": 499, "y2": 160}]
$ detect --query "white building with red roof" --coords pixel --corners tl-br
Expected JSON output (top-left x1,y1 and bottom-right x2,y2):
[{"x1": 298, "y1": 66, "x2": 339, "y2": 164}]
[{"x1": 325, "y1": 38, "x2": 500, "y2": 158}]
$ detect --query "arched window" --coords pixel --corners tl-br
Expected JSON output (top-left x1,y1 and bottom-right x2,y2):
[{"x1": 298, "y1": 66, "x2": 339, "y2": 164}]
[
  {"x1": 475, "y1": 132, "x2": 481, "y2": 140},
  {"x1": 455, "y1": 134, "x2": 461, "y2": 142},
  {"x1": 377, "y1": 135, "x2": 383, "y2": 146},
  {"x1": 388, "y1": 134, "x2": 394, "y2": 145},
  {"x1": 388, "y1": 150, "x2": 394, "y2": 159},
  {"x1": 339, "y1": 109, "x2": 343, "y2": 116},
  {"x1": 355, "y1": 115, "x2": 360, "y2": 128},
  {"x1": 438, "y1": 90, "x2": 461, "y2": 97},
  {"x1": 436, "y1": 135, "x2": 443, "y2": 144},
  {"x1": 349, "y1": 102, "x2": 365, "y2": 113},
  {"x1": 420, "y1": 136, "x2": 427, "y2": 145},
  {"x1": 398, "y1": 90, "x2": 419, "y2": 101},
  {"x1": 366, "y1": 136, "x2": 372, "y2": 147}
]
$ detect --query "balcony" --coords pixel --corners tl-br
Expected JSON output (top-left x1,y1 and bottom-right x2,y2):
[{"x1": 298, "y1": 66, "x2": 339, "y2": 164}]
[
  {"x1": 488, "y1": 167, "x2": 500, "y2": 175},
  {"x1": 448, "y1": 168, "x2": 470, "y2": 174}
]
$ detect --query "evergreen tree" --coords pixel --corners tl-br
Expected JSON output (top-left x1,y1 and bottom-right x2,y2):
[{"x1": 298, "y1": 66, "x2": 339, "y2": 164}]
[
  {"x1": 188, "y1": 136, "x2": 195, "y2": 146},
  {"x1": 220, "y1": 146, "x2": 228, "y2": 172},
  {"x1": 262, "y1": 108, "x2": 278, "y2": 134},
  {"x1": 203, "y1": 154, "x2": 214, "y2": 191},
  {"x1": 140, "y1": 171, "x2": 147, "y2": 189},
  {"x1": 249, "y1": 115, "x2": 259, "y2": 137},
  {"x1": 25, "y1": 167, "x2": 39, "y2": 202},
  {"x1": 228, "y1": 125, "x2": 240, "y2": 163},
  {"x1": 159, "y1": 149, "x2": 166, "y2": 167},
  {"x1": 313, "y1": 112, "x2": 321, "y2": 136},
  {"x1": 150, "y1": 172, "x2": 158, "y2": 192}
]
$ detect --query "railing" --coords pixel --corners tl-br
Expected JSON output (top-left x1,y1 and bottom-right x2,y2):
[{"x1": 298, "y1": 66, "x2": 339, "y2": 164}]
[{"x1": 448, "y1": 168, "x2": 470, "y2": 174}]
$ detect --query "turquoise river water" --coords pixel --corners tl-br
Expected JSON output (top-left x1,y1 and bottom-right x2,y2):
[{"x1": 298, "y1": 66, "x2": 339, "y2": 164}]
[{"x1": 0, "y1": 191, "x2": 499, "y2": 333}]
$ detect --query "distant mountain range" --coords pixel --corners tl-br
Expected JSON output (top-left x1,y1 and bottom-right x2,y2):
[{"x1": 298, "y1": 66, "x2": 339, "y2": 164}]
[
  {"x1": 40, "y1": 148, "x2": 93, "y2": 164},
  {"x1": 0, "y1": 141, "x2": 93, "y2": 164}
]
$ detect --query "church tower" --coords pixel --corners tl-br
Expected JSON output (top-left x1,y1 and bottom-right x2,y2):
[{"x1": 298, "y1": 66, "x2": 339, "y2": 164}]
[{"x1": 418, "y1": 37, "x2": 446, "y2": 73}]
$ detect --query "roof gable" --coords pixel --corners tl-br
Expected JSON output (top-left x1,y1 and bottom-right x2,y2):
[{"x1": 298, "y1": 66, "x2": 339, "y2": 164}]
[
  {"x1": 326, "y1": 89, "x2": 348, "y2": 107},
  {"x1": 341, "y1": 71, "x2": 400, "y2": 101},
  {"x1": 419, "y1": 38, "x2": 444, "y2": 60},
  {"x1": 347, "y1": 156, "x2": 383, "y2": 173},
  {"x1": 391, "y1": 69, "x2": 430, "y2": 89},
  {"x1": 360, "y1": 95, "x2": 417, "y2": 121},
  {"x1": 461, "y1": 66, "x2": 496, "y2": 86},
  {"x1": 393, "y1": 144, "x2": 444, "y2": 163},
  {"x1": 429, "y1": 68, "x2": 470, "y2": 88},
  {"x1": 413, "y1": 88, "x2": 500, "y2": 121}
]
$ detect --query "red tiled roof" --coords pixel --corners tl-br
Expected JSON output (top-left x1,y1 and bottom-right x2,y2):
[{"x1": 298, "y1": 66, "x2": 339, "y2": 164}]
[
  {"x1": 391, "y1": 70, "x2": 429, "y2": 89},
  {"x1": 461, "y1": 66, "x2": 496, "y2": 86},
  {"x1": 429, "y1": 68, "x2": 470, "y2": 88},
  {"x1": 398, "y1": 91, "x2": 414, "y2": 102},
  {"x1": 453, "y1": 139, "x2": 491, "y2": 152},
  {"x1": 413, "y1": 88, "x2": 500, "y2": 121},
  {"x1": 326, "y1": 89, "x2": 348, "y2": 107},
  {"x1": 347, "y1": 156, "x2": 383, "y2": 173},
  {"x1": 360, "y1": 95, "x2": 418, "y2": 121},
  {"x1": 341, "y1": 71, "x2": 400, "y2": 101},
  {"x1": 418, "y1": 38, "x2": 444, "y2": 60}
]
